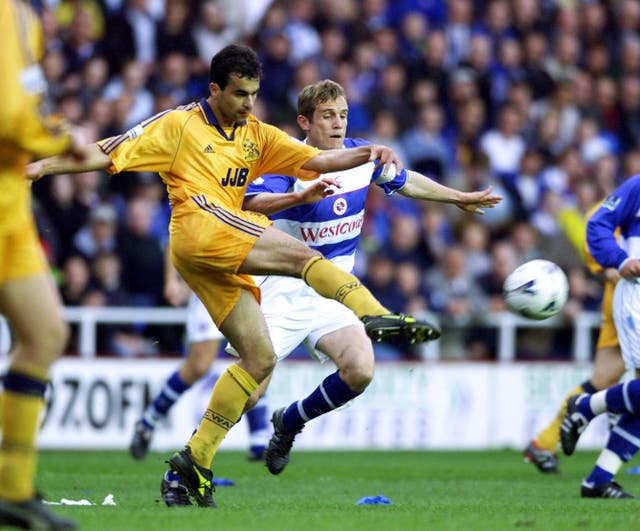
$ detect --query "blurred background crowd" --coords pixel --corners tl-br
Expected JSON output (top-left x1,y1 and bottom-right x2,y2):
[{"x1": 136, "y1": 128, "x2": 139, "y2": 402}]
[{"x1": 27, "y1": 0, "x2": 640, "y2": 360}]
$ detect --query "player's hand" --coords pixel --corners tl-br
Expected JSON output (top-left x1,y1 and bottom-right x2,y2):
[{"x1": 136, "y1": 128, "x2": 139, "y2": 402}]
[
  {"x1": 25, "y1": 159, "x2": 46, "y2": 181},
  {"x1": 619, "y1": 259, "x2": 640, "y2": 280},
  {"x1": 369, "y1": 144, "x2": 403, "y2": 177},
  {"x1": 603, "y1": 267, "x2": 621, "y2": 284},
  {"x1": 300, "y1": 176, "x2": 342, "y2": 204},
  {"x1": 455, "y1": 186, "x2": 503, "y2": 214}
]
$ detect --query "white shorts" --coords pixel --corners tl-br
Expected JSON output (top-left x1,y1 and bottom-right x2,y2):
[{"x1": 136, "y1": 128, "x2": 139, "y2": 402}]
[
  {"x1": 226, "y1": 275, "x2": 363, "y2": 362},
  {"x1": 612, "y1": 278, "x2": 640, "y2": 368},
  {"x1": 186, "y1": 292, "x2": 224, "y2": 343}
]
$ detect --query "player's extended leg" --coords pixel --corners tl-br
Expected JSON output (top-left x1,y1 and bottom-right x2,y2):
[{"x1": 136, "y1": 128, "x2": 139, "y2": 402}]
[
  {"x1": 265, "y1": 324, "x2": 373, "y2": 475},
  {"x1": 130, "y1": 339, "x2": 220, "y2": 459},
  {"x1": 561, "y1": 377, "x2": 640, "y2": 457},
  {"x1": 579, "y1": 413, "x2": 640, "y2": 498},
  {"x1": 525, "y1": 345, "x2": 624, "y2": 473},
  {"x1": 0, "y1": 273, "x2": 76, "y2": 529},
  {"x1": 167, "y1": 290, "x2": 275, "y2": 507},
  {"x1": 241, "y1": 226, "x2": 440, "y2": 344}
]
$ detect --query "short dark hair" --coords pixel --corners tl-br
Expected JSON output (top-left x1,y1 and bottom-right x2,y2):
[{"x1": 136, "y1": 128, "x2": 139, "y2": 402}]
[{"x1": 209, "y1": 44, "x2": 263, "y2": 88}]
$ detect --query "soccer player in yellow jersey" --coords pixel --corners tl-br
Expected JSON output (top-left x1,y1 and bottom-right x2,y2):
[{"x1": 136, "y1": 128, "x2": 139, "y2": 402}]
[
  {"x1": 0, "y1": 1, "x2": 82, "y2": 528},
  {"x1": 27, "y1": 44, "x2": 441, "y2": 507},
  {"x1": 524, "y1": 203, "x2": 624, "y2": 474}
]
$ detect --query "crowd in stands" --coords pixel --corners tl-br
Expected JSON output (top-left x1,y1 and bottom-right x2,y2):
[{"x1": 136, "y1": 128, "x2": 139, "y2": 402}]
[{"x1": 29, "y1": 0, "x2": 640, "y2": 359}]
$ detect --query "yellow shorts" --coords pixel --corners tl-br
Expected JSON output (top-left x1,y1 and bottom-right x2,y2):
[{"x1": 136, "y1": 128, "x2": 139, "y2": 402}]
[
  {"x1": 596, "y1": 281, "x2": 619, "y2": 350},
  {"x1": 169, "y1": 199, "x2": 271, "y2": 327},
  {"x1": 0, "y1": 215, "x2": 47, "y2": 284}
]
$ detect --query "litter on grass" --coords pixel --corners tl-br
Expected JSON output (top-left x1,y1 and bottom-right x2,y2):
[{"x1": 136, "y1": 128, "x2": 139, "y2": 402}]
[
  {"x1": 356, "y1": 495, "x2": 392, "y2": 505},
  {"x1": 44, "y1": 494, "x2": 116, "y2": 506}
]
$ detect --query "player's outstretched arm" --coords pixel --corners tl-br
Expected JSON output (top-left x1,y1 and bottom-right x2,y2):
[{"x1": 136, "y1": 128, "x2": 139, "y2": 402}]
[
  {"x1": 244, "y1": 176, "x2": 341, "y2": 215},
  {"x1": 25, "y1": 143, "x2": 111, "y2": 181},
  {"x1": 303, "y1": 144, "x2": 402, "y2": 177},
  {"x1": 398, "y1": 170, "x2": 502, "y2": 214}
]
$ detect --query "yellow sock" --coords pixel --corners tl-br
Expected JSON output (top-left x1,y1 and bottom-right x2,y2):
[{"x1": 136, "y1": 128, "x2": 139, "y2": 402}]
[
  {"x1": 301, "y1": 256, "x2": 388, "y2": 318},
  {"x1": 0, "y1": 365, "x2": 48, "y2": 501},
  {"x1": 188, "y1": 364, "x2": 258, "y2": 468},
  {"x1": 535, "y1": 383, "x2": 585, "y2": 451}
]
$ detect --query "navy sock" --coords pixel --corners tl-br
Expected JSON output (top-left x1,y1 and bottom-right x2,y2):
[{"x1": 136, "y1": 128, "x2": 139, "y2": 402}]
[
  {"x1": 282, "y1": 371, "x2": 362, "y2": 431},
  {"x1": 246, "y1": 394, "x2": 269, "y2": 433},
  {"x1": 604, "y1": 380, "x2": 640, "y2": 414},
  {"x1": 578, "y1": 380, "x2": 640, "y2": 420},
  {"x1": 586, "y1": 413, "x2": 640, "y2": 485},
  {"x1": 4, "y1": 371, "x2": 47, "y2": 397},
  {"x1": 143, "y1": 371, "x2": 190, "y2": 427},
  {"x1": 581, "y1": 380, "x2": 598, "y2": 394}
]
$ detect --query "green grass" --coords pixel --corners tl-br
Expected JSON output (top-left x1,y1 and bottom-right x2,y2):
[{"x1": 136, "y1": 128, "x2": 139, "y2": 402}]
[{"x1": 38, "y1": 450, "x2": 640, "y2": 530}]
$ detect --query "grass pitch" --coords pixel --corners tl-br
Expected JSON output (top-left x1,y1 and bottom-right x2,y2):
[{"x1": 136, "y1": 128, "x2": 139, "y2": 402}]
[{"x1": 39, "y1": 449, "x2": 640, "y2": 530}]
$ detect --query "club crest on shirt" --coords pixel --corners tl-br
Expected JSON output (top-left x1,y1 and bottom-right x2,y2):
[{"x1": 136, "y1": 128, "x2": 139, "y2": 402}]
[
  {"x1": 333, "y1": 197, "x2": 347, "y2": 216},
  {"x1": 602, "y1": 195, "x2": 621, "y2": 211},
  {"x1": 243, "y1": 139, "x2": 260, "y2": 162}
]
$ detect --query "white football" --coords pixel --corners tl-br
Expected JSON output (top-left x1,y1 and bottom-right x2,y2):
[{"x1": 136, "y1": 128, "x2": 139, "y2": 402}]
[{"x1": 503, "y1": 259, "x2": 569, "y2": 320}]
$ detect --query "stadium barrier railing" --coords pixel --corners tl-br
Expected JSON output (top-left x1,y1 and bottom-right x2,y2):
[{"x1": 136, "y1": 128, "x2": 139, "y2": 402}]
[{"x1": 0, "y1": 307, "x2": 602, "y2": 361}]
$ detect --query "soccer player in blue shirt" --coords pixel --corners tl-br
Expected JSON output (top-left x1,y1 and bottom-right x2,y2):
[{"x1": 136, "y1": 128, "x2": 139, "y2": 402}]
[{"x1": 561, "y1": 174, "x2": 640, "y2": 498}]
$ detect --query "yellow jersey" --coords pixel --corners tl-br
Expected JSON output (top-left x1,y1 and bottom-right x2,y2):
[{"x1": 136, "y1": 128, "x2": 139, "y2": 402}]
[
  {"x1": 98, "y1": 98, "x2": 321, "y2": 210},
  {"x1": 0, "y1": 0, "x2": 72, "y2": 233}
]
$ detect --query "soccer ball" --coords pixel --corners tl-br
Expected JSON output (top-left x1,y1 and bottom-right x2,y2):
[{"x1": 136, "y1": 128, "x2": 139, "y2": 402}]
[{"x1": 503, "y1": 259, "x2": 569, "y2": 320}]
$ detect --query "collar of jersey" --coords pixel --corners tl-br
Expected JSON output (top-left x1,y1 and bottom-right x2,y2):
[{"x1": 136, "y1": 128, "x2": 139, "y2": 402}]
[{"x1": 199, "y1": 97, "x2": 244, "y2": 141}]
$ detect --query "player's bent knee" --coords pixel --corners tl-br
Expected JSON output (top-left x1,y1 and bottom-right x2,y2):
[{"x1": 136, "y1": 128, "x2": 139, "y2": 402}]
[
  {"x1": 20, "y1": 318, "x2": 68, "y2": 362},
  {"x1": 341, "y1": 363, "x2": 374, "y2": 392},
  {"x1": 246, "y1": 353, "x2": 276, "y2": 382}
]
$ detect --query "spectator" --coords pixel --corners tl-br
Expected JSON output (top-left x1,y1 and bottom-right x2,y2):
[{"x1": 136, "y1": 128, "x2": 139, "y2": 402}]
[
  {"x1": 507, "y1": 148, "x2": 545, "y2": 221},
  {"x1": 61, "y1": 5, "x2": 103, "y2": 85},
  {"x1": 192, "y1": 0, "x2": 240, "y2": 68},
  {"x1": 522, "y1": 31, "x2": 555, "y2": 100},
  {"x1": 366, "y1": 61, "x2": 413, "y2": 131},
  {"x1": 398, "y1": 10, "x2": 429, "y2": 63},
  {"x1": 543, "y1": 31, "x2": 580, "y2": 84},
  {"x1": 102, "y1": 59, "x2": 154, "y2": 131},
  {"x1": 283, "y1": 0, "x2": 321, "y2": 65},
  {"x1": 78, "y1": 56, "x2": 110, "y2": 110},
  {"x1": 73, "y1": 202, "x2": 119, "y2": 260},
  {"x1": 59, "y1": 254, "x2": 92, "y2": 307},
  {"x1": 315, "y1": 25, "x2": 348, "y2": 79},
  {"x1": 155, "y1": 0, "x2": 199, "y2": 64},
  {"x1": 118, "y1": 197, "x2": 164, "y2": 306},
  {"x1": 474, "y1": 239, "x2": 520, "y2": 357},
  {"x1": 386, "y1": 213, "x2": 429, "y2": 270},
  {"x1": 447, "y1": 96, "x2": 487, "y2": 172},
  {"x1": 457, "y1": 219, "x2": 492, "y2": 280},
  {"x1": 443, "y1": 0, "x2": 473, "y2": 67},
  {"x1": 35, "y1": 173, "x2": 90, "y2": 263},
  {"x1": 401, "y1": 103, "x2": 453, "y2": 180},
  {"x1": 479, "y1": 102, "x2": 526, "y2": 179},
  {"x1": 617, "y1": 75, "x2": 640, "y2": 150},
  {"x1": 361, "y1": 251, "x2": 405, "y2": 312},
  {"x1": 153, "y1": 51, "x2": 197, "y2": 107},
  {"x1": 407, "y1": 29, "x2": 449, "y2": 102},
  {"x1": 490, "y1": 37, "x2": 526, "y2": 106},
  {"x1": 424, "y1": 244, "x2": 487, "y2": 359}
]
